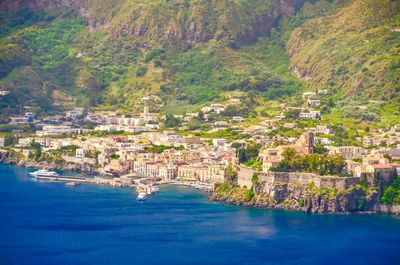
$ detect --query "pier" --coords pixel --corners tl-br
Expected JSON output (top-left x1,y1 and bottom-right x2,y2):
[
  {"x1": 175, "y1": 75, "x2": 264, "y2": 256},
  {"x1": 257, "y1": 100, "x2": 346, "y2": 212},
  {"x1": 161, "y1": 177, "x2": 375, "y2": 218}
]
[{"x1": 33, "y1": 175, "x2": 88, "y2": 183}]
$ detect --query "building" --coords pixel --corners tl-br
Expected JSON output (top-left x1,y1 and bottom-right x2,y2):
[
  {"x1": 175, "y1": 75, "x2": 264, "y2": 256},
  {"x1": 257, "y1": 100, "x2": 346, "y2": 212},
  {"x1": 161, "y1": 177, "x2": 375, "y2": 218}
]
[
  {"x1": 159, "y1": 165, "x2": 178, "y2": 181},
  {"x1": 36, "y1": 126, "x2": 81, "y2": 136},
  {"x1": 307, "y1": 99, "x2": 321, "y2": 107},
  {"x1": 259, "y1": 132, "x2": 315, "y2": 164},
  {"x1": 214, "y1": 121, "x2": 229, "y2": 127},
  {"x1": 329, "y1": 146, "x2": 363, "y2": 160},
  {"x1": 201, "y1": 104, "x2": 226, "y2": 114},
  {"x1": 66, "y1": 108, "x2": 85, "y2": 120},
  {"x1": 302, "y1": 92, "x2": 317, "y2": 100},
  {"x1": 141, "y1": 106, "x2": 159, "y2": 122},
  {"x1": 0, "y1": 90, "x2": 10, "y2": 96},
  {"x1": 0, "y1": 137, "x2": 4, "y2": 147},
  {"x1": 315, "y1": 125, "x2": 333, "y2": 135},
  {"x1": 299, "y1": 111, "x2": 321, "y2": 120},
  {"x1": 76, "y1": 149, "x2": 86, "y2": 159},
  {"x1": 262, "y1": 159, "x2": 281, "y2": 172},
  {"x1": 232, "y1": 116, "x2": 245, "y2": 122}
]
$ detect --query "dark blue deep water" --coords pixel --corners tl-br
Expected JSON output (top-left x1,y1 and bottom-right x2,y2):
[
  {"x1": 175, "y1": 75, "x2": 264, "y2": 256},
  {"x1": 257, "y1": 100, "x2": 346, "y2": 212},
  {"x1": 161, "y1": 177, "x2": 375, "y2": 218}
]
[{"x1": 1, "y1": 164, "x2": 400, "y2": 265}]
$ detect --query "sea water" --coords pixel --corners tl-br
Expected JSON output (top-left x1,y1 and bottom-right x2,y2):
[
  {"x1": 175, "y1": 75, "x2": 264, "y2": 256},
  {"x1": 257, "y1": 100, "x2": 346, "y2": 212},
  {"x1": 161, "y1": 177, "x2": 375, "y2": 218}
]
[{"x1": 1, "y1": 164, "x2": 400, "y2": 265}]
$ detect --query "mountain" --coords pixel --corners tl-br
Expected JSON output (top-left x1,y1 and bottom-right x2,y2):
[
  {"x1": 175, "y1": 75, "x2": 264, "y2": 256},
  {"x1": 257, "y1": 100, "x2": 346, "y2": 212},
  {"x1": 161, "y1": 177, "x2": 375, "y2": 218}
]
[
  {"x1": 0, "y1": 0, "x2": 398, "y2": 121},
  {"x1": 287, "y1": 0, "x2": 400, "y2": 100}
]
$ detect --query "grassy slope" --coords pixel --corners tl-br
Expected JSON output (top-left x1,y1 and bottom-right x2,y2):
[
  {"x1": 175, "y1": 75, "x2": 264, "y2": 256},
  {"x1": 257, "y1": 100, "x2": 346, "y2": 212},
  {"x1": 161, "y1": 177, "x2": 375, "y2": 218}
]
[
  {"x1": 0, "y1": 0, "x2": 398, "y2": 129},
  {"x1": 287, "y1": 0, "x2": 400, "y2": 100}
]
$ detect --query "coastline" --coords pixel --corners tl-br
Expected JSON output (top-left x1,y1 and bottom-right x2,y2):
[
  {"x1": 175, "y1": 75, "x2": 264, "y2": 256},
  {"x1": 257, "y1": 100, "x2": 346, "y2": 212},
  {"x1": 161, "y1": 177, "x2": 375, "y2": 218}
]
[{"x1": 1, "y1": 156, "x2": 399, "y2": 216}]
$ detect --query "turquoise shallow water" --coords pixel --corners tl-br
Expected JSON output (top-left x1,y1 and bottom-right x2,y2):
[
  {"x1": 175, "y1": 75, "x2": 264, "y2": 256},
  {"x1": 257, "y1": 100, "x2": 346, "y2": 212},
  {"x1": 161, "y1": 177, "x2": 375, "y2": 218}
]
[{"x1": 1, "y1": 163, "x2": 400, "y2": 265}]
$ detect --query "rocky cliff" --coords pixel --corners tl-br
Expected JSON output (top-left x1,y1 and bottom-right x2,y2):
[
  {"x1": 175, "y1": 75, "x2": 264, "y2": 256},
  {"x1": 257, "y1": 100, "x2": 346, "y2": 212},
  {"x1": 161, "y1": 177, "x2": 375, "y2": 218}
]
[
  {"x1": 0, "y1": 0, "x2": 306, "y2": 43},
  {"x1": 211, "y1": 180, "x2": 378, "y2": 214}
]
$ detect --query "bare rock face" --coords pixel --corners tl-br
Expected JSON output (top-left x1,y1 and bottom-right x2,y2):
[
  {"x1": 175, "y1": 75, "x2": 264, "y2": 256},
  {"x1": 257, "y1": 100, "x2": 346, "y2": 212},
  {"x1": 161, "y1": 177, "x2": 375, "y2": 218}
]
[
  {"x1": 211, "y1": 178, "x2": 377, "y2": 214},
  {"x1": 0, "y1": 0, "x2": 307, "y2": 44}
]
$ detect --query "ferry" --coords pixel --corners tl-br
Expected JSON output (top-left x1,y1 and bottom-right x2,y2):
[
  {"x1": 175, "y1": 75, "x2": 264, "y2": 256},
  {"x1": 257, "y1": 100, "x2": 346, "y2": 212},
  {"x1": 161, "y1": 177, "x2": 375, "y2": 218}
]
[
  {"x1": 29, "y1": 169, "x2": 59, "y2": 178},
  {"x1": 137, "y1": 192, "x2": 148, "y2": 201}
]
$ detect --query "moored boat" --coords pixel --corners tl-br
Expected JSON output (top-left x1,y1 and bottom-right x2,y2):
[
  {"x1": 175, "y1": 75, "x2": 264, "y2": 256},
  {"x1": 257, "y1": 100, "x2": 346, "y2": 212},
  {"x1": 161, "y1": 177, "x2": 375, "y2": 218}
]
[
  {"x1": 137, "y1": 192, "x2": 148, "y2": 201},
  {"x1": 29, "y1": 169, "x2": 59, "y2": 178}
]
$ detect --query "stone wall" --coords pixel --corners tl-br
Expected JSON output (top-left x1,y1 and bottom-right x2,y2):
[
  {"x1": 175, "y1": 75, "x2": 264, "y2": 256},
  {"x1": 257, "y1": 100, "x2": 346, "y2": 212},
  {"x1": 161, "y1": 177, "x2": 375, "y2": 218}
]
[
  {"x1": 257, "y1": 171, "x2": 360, "y2": 189},
  {"x1": 237, "y1": 166, "x2": 255, "y2": 188}
]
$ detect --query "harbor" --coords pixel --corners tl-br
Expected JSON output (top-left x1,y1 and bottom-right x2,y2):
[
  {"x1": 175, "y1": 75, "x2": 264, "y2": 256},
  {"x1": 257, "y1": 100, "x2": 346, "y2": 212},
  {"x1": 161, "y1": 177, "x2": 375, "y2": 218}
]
[{"x1": 27, "y1": 168, "x2": 203, "y2": 200}]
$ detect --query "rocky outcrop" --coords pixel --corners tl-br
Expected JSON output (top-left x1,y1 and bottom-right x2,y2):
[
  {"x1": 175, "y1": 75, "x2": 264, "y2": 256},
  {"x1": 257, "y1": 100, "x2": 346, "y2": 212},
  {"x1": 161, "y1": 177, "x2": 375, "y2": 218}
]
[
  {"x1": 211, "y1": 180, "x2": 378, "y2": 214},
  {"x1": 0, "y1": 149, "x2": 97, "y2": 173},
  {"x1": 0, "y1": 0, "x2": 307, "y2": 44}
]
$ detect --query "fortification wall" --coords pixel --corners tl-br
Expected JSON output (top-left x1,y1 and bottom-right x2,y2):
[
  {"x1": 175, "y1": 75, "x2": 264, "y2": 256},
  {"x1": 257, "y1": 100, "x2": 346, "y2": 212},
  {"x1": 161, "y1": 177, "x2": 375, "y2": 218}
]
[
  {"x1": 237, "y1": 166, "x2": 255, "y2": 188},
  {"x1": 258, "y1": 172, "x2": 360, "y2": 189}
]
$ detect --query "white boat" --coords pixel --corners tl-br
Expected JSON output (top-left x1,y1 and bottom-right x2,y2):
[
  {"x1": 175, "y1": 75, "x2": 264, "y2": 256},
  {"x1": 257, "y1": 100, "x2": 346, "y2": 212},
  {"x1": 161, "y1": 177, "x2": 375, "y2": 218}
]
[
  {"x1": 29, "y1": 169, "x2": 59, "y2": 178},
  {"x1": 137, "y1": 192, "x2": 148, "y2": 201},
  {"x1": 151, "y1": 185, "x2": 160, "y2": 193},
  {"x1": 65, "y1": 182, "x2": 80, "y2": 186}
]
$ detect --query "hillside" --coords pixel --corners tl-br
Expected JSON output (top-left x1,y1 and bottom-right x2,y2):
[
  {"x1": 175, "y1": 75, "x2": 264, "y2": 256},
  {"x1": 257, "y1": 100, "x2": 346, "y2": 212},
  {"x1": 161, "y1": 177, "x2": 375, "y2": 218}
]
[
  {"x1": 0, "y1": 0, "x2": 399, "y2": 123},
  {"x1": 287, "y1": 0, "x2": 400, "y2": 100}
]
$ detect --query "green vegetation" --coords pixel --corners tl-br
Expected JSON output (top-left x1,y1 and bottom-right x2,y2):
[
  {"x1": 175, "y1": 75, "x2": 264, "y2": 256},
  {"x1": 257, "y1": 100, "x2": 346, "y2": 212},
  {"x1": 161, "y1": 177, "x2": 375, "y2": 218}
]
[
  {"x1": 58, "y1": 145, "x2": 79, "y2": 156},
  {"x1": 0, "y1": 0, "x2": 399, "y2": 127},
  {"x1": 216, "y1": 182, "x2": 256, "y2": 203},
  {"x1": 272, "y1": 148, "x2": 346, "y2": 176},
  {"x1": 110, "y1": 153, "x2": 120, "y2": 160},
  {"x1": 144, "y1": 144, "x2": 184, "y2": 154},
  {"x1": 380, "y1": 177, "x2": 400, "y2": 205},
  {"x1": 287, "y1": 0, "x2": 400, "y2": 102},
  {"x1": 194, "y1": 128, "x2": 251, "y2": 140}
]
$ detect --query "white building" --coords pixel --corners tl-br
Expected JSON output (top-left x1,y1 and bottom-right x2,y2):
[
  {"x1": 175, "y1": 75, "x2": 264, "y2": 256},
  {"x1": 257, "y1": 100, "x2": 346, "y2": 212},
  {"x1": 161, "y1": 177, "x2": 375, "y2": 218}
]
[
  {"x1": 299, "y1": 111, "x2": 321, "y2": 120},
  {"x1": 36, "y1": 126, "x2": 81, "y2": 136},
  {"x1": 0, "y1": 137, "x2": 4, "y2": 147}
]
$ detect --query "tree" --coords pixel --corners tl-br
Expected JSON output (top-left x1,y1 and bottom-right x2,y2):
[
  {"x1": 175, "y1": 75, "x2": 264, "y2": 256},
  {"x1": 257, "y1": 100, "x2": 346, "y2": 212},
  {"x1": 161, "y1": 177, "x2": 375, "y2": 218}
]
[{"x1": 165, "y1": 114, "x2": 181, "y2": 128}]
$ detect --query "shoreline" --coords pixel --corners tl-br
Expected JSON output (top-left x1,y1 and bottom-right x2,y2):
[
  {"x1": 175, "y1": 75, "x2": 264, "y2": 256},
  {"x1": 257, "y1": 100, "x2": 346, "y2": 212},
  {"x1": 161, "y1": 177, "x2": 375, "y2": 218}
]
[{"x1": 2, "y1": 161, "x2": 399, "y2": 216}]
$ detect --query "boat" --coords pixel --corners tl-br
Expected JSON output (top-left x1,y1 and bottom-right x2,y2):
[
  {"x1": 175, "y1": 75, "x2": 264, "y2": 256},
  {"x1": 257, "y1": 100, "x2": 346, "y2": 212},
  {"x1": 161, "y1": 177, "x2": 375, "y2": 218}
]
[
  {"x1": 137, "y1": 192, "x2": 148, "y2": 201},
  {"x1": 65, "y1": 182, "x2": 80, "y2": 186},
  {"x1": 29, "y1": 169, "x2": 59, "y2": 178}
]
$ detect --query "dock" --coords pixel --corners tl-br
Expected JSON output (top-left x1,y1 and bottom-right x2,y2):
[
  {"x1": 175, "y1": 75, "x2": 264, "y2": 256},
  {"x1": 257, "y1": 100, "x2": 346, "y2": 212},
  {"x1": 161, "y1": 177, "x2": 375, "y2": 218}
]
[{"x1": 33, "y1": 175, "x2": 88, "y2": 183}]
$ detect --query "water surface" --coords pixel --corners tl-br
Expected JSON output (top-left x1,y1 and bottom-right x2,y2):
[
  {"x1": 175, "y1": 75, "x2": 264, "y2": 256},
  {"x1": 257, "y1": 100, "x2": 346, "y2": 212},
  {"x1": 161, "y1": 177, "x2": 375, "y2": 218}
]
[{"x1": 1, "y1": 164, "x2": 400, "y2": 265}]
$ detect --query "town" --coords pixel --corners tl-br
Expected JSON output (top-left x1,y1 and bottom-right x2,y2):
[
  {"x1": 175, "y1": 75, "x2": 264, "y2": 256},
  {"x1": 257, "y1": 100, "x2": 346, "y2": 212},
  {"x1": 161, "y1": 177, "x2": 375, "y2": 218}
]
[{"x1": 0, "y1": 93, "x2": 399, "y2": 206}]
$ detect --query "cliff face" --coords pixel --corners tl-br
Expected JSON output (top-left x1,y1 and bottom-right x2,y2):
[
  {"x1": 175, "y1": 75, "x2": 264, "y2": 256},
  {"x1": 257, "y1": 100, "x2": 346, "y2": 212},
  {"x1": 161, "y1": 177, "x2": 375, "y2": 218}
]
[
  {"x1": 211, "y1": 179, "x2": 378, "y2": 214},
  {"x1": 0, "y1": 0, "x2": 306, "y2": 43}
]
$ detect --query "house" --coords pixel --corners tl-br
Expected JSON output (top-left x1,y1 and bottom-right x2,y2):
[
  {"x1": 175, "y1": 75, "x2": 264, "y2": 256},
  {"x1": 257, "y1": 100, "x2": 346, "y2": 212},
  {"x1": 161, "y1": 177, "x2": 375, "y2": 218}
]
[
  {"x1": 159, "y1": 165, "x2": 178, "y2": 181},
  {"x1": 66, "y1": 108, "x2": 85, "y2": 120},
  {"x1": 232, "y1": 116, "x2": 245, "y2": 122},
  {"x1": 386, "y1": 149, "x2": 400, "y2": 161},
  {"x1": 329, "y1": 146, "x2": 364, "y2": 160},
  {"x1": 299, "y1": 111, "x2": 321, "y2": 120},
  {"x1": 76, "y1": 149, "x2": 86, "y2": 159},
  {"x1": 302, "y1": 92, "x2": 317, "y2": 100},
  {"x1": 307, "y1": 99, "x2": 321, "y2": 107},
  {"x1": 228, "y1": 98, "x2": 241, "y2": 105},
  {"x1": 36, "y1": 125, "x2": 81, "y2": 136},
  {"x1": 0, "y1": 90, "x2": 10, "y2": 96},
  {"x1": 365, "y1": 164, "x2": 398, "y2": 180},
  {"x1": 283, "y1": 123, "x2": 298, "y2": 129},
  {"x1": 214, "y1": 121, "x2": 229, "y2": 127},
  {"x1": 263, "y1": 159, "x2": 281, "y2": 172},
  {"x1": 317, "y1": 89, "x2": 328, "y2": 95},
  {"x1": 315, "y1": 125, "x2": 333, "y2": 135},
  {"x1": 201, "y1": 104, "x2": 226, "y2": 114}
]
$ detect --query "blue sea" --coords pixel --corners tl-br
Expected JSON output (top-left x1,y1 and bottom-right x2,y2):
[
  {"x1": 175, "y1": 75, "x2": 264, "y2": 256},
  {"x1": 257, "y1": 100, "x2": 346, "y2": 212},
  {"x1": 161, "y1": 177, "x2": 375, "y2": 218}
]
[{"x1": 1, "y1": 164, "x2": 400, "y2": 265}]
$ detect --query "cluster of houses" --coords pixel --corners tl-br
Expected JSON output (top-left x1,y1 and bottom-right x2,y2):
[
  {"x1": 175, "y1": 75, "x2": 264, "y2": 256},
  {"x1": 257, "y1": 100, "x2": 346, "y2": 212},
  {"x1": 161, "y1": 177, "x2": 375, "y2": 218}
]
[
  {"x1": 258, "y1": 128, "x2": 400, "y2": 180},
  {"x1": 10, "y1": 130, "x2": 236, "y2": 185}
]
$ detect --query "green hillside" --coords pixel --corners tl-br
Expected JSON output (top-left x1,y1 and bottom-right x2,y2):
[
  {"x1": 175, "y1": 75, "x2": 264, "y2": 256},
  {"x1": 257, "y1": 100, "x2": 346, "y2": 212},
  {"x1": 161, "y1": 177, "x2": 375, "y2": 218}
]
[
  {"x1": 287, "y1": 0, "x2": 400, "y2": 100},
  {"x1": 0, "y1": 0, "x2": 399, "y2": 124}
]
